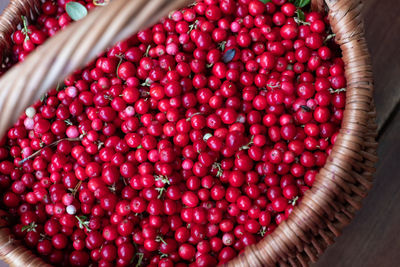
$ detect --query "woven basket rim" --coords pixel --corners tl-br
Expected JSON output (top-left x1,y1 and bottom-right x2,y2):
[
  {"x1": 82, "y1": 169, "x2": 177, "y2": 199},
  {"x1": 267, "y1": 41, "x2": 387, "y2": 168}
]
[{"x1": 0, "y1": 0, "x2": 377, "y2": 266}]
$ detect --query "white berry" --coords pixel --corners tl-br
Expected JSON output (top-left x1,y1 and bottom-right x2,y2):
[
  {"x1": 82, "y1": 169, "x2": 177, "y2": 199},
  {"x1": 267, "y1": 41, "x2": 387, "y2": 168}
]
[
  {"x1": 25, "y1": 107, "x2": 36, "y2": 118},
  {"x1": 203, "y1": 133, "x2": 213, "y2": 141},
  {"x1": 66, "y1": 205, "x2": 76, "y2": 215}
]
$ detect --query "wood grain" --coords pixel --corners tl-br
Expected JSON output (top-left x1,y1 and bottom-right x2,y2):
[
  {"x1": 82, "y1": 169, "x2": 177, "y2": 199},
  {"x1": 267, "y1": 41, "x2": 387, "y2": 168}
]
[
  {"x1": 313, "y1": 1, "x2": 400, "y2": 265},
  {"x1": 314, "y1": 109, "x2": 400, "y2": 267},
  {"x1": 363, "y1": 0, "x2": 400, "y2": 132}
]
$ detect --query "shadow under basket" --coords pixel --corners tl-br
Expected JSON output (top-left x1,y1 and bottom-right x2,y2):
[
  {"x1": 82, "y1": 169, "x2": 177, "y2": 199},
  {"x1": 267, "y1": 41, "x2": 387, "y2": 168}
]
[{"x1": 0, "y1": 0, "x2": 378, "y2": 266}]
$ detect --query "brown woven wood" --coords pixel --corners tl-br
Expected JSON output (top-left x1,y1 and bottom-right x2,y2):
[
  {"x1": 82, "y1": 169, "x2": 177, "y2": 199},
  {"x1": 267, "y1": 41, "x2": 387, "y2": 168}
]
[
  {"x1": 0, "y1": 0, "x2": 377, "y2": 266},
  {"x1": 0, "y1": 211, "x2": 50, "y2": 267},
  {"x1": 0, "y1": 0, "x2": 42, "y2": 62}
]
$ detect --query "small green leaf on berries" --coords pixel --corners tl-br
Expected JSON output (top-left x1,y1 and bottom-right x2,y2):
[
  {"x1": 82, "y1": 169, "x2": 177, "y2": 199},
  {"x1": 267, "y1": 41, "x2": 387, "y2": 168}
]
[
  {"x1": 66, "y1": 2, "x2": 88, "y2": 21},
  {"x1": 294, "y1": 0, "x2": 311, "y2": 8},
  {"x1": 324, "y1": 33, "x2": 336, "y2": 43},
  {"x1": 294, "y1": 9, "x2": 310, "y2": 25},
  {"x1": 259, "y1": 0, "x2": 271, "y2": 3},
  {"x1": 22, "y1": 222, "x2": 37, "y2": 232}
]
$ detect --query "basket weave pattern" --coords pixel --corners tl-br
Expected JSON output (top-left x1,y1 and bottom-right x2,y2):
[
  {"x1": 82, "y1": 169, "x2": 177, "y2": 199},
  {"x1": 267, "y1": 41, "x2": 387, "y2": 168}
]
[{"x1": 0, "y1": 0, "x2": 377, "y2": 266}]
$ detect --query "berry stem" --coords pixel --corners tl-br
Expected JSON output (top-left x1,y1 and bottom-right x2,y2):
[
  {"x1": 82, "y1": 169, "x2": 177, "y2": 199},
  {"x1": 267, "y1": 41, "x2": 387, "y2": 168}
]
[
  {"x1": 21, "y1": 16, "x2": 31, "y2": 41},
  {"x1": 18, "y1": 136, "x2": 83, "y2": 165},
  {"x1": 134, "y1": 253, "x2": 144, "y2": 267},
  {"x1": 144, "y1": 45, "x2": 151, "y2": 57},
  {"x1": 115, "y1": 53, "x2": 125, "y2": 79},
  {"x1": 258, "y1": 226, "x2": 267, "y2": 237},
  {"x1": 156, "y1": 235, "x2": 167, "y2": 245},
  {"x1": 239, "y1": 135, "x2": 254, "y2": 151},
  {"x1": 290, "y1": 196, "x2": 299, "y2": 206},
  {"x1": 212, "y1": 162, "x2": 223, "y2": 178},
  {"x1": 75, "y1": 215, "x2": 91, "y2": 232},
  {"x1": 324, "y1": 33, "x2": 336, "y2": 43},
  {"x1": 154, "y1": 175, "x2": 170, "y2": 185},
  {"x1": 329, "y1": 88, "x2": 346, "y2": 94},
  {"x1": 156, "y1": 187, "x2": 166, "y2": 199},
  {"x1": 68, "y1": 180, "x2": 82, "y2": 198}
]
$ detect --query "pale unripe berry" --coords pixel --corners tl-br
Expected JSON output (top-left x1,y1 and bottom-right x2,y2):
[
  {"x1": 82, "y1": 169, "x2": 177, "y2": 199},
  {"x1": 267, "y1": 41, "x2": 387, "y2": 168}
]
[
  {"x1": 203, "y1": 133, "x2": 213, "y2": 141},
  {"x1": 25, "y1": 107, "x2": 36, "y2": 118},
  {"x1": 66, "y1": 205, "x2": 77, "y2": 215}
]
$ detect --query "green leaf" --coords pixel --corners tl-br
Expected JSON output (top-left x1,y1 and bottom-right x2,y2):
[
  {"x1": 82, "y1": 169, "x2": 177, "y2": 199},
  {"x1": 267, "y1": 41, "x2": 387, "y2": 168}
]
[
  {"x1": 296, "y1": 9, "x2": 305, "y2": 21},
  {"x1": 22, "y1": 222, "x2": 37, "y2": 232},
  {"x1": 294, "y1": 9, "x2": 310, "y2": 25},
  {"x1": 294, "y1": 0, "x2": 311, "y2": 8},
  {"x1": 324, "y1": 33, "x2": 336, "y2": 43},
  {"x1": 259, "y1": 0, "x2": 271, "y2": 3},
  {"x1": 66, "y1": 2, "x2": 88, "y2": 21}
]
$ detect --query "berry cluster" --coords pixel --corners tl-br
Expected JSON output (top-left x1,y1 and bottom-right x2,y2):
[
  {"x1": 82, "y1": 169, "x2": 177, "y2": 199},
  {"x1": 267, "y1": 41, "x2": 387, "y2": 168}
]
[
  {"x1": 1, "y1": 0, "x2": 97, "y2": 74},
  {"x1": 0, "y1": 0, "x2": 347, "y2": 266}
]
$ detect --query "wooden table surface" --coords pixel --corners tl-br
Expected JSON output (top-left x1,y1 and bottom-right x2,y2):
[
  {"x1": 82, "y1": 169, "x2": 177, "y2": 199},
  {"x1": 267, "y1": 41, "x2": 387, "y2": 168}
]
[{"x1": 0, "y1": 0, "x2": 399, "y2": 266}]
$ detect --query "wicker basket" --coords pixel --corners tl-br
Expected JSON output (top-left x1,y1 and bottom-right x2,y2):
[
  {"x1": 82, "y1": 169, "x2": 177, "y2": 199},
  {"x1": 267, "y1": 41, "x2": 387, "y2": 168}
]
[{"x1": 0, "y1": 0, "x2": 377, "y2": 266}]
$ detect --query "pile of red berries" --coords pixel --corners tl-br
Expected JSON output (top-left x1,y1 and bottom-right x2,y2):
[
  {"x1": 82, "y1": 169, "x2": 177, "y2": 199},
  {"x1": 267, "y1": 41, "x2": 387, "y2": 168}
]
[{"x1": 0, "y1": 0, "x2": 347, "y2": 266}]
